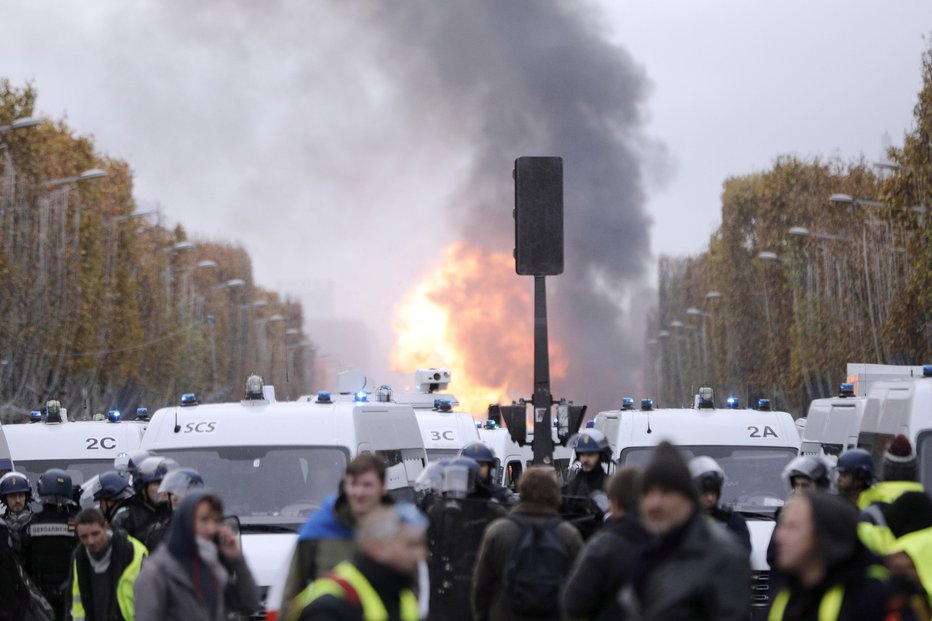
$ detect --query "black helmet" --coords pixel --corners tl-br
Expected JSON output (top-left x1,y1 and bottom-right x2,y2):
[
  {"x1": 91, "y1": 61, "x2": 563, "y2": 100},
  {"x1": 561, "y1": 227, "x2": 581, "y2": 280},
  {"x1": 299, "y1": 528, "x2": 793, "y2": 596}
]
[
  {"x1": 459, "y1": 442, "x2": 496, "y2": 465},
  {"x1": 836, "y1": 449, "x2": 875, "y2": 482},
  {"x1": 0, "y1": 472, "x2": 31, "y2": 499},
  {"x1": 38, "y1": 468, "x2": 73, "y2": 502},
  {"x1": 92, "y1": 470, "x2": 134, "y2": 502},
  {"x1": 157, "y1": 468, "x2": 204, "y2": 501},
  {"x1": 135, "y1": 457, "x2": 180, "y2": 489},
  {"x1": 572, "y1": 429, "x2": 612, "y2": 460},
  {"x1": 782, "y1": 455, "x2": 831, "y2": 491}
]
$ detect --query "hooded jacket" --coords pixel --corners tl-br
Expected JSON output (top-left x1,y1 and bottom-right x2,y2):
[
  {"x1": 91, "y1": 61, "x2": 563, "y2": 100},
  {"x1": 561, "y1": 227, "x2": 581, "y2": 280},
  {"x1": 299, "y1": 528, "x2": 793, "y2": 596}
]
[
  {"x1": 133, "y1": 490, "x2": 260, "y2": 621},
  {"x1": 769, "y1": 492, "x2": 914, "y2": 621}
]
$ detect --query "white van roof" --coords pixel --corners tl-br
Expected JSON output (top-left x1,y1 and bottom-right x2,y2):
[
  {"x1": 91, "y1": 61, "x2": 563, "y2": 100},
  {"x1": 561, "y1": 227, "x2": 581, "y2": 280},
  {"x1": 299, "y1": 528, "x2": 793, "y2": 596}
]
[
  {"x1": 859, "y1": 376, "x2": 932, "y2": 443},
  {"x1": 595, "y1": 407, "x2": 800, "y2": 457},
  {"x1": 142, "y1": 399, "x2": 425, "y2": 453},
  {"x1": 800, "y1": 396, "x2": 873, "y2": 456}
]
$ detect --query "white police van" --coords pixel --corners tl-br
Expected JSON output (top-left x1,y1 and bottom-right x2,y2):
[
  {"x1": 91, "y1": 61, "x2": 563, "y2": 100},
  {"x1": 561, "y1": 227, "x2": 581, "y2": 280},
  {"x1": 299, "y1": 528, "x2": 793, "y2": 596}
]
[
  {"x1": 855, "y1": 364, "x2": 932, "y2": 467},
  {"x1": 391, "y1": 368, "x2": 481, "y2": 462},
  {"x1": 593, "y1": 392, "x2": 800, "y2": 615},
  {"x1": 4, "y1": 403, "x2": 147, "y2": 487},
  {"x1": 799, "y1": 384, "x2": 872, "y2": 458},
  {"x1": 140, "y1": 377, "x2": 428, "y2": 618}
]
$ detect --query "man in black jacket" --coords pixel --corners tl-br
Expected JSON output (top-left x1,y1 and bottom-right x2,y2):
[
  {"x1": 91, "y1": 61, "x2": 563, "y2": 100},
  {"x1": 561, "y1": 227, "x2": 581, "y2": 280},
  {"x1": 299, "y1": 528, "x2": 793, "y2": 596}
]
[
  {"x1": 562, "y1": 467, "x2": 647, "y2": 621},
  {"x1": 619, "y1": 442, "x2": 750, "y2": 621}
]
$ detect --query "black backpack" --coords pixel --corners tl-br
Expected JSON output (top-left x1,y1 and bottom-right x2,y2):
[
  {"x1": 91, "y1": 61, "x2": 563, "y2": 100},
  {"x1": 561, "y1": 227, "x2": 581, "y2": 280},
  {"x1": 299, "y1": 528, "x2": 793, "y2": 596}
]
[{"x1": 502, "y1": 514, "x2": 571, "y2": 617}]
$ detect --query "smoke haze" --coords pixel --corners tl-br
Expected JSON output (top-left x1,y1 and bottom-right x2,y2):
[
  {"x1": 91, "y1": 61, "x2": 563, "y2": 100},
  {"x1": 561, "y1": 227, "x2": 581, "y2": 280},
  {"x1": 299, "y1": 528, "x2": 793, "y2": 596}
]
[{"x1": 1, "y1": 0, "x2": 664, "y2": 411}]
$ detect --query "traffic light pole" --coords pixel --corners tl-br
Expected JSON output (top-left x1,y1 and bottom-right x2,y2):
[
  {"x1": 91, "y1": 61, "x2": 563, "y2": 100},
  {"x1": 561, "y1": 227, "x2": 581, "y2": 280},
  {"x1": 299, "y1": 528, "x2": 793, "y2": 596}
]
[{"x1": 531, "y1": 275, "x2": 554, "y2": 465}]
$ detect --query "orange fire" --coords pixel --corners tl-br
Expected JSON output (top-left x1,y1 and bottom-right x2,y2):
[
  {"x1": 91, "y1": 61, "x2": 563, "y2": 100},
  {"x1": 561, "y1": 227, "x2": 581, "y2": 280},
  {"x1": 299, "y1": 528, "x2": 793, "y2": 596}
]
[{"x1": 391, "y1": 241, "x2": 567, "y2": 418}]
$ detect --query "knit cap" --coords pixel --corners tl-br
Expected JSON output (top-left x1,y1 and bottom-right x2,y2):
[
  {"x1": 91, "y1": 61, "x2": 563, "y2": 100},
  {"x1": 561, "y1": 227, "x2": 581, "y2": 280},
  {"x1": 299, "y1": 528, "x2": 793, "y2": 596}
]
[
  {"x1": 882, "y1": 435, "x2": 917, "y2": 482},
  {"x1": 641, "y1": 441, "x2": 699, "y2": 504}
]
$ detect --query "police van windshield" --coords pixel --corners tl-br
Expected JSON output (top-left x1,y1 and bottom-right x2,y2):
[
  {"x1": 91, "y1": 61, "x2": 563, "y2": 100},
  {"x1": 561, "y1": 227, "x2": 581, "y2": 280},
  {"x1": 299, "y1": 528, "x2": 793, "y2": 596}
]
[
  {"x1": 620, "y1": 446, "x2": 798, "y2": 513},
  {"x1": 159, "y1": 446, "x2": 348, "y2": 527},
  {"x1": 426, "y1": 449, "x2": 460, "y2": 462},
  {"x1": 15, "y1": 459, "x2": 112, "y2": 488}
]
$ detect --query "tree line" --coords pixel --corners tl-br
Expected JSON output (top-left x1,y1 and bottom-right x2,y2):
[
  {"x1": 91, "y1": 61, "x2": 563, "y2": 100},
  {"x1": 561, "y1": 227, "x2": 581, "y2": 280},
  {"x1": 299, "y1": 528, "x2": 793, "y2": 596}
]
[
  {"x1": 0, "y1": 81, "x2": 313, "y2": 422},
  {"x1": 647, "y1": 43, "x2": 932, "y2": 416}
]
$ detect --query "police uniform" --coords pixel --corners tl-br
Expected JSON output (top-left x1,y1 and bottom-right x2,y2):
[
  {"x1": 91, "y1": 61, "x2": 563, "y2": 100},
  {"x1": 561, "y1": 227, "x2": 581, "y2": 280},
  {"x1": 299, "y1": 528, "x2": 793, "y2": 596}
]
[{"x1": 21, "y1": 504, "x2": 78, "y2": 618}]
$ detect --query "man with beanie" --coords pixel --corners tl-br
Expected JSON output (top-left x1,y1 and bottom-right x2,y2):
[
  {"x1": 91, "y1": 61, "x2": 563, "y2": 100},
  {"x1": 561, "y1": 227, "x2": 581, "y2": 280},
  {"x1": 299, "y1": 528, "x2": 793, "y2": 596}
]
[
  {"x1": 857, "y1": 436, "x2": 925, "y2": 555},
  {"x1": 288, "y1": 503, "x2": 428, "y2": 621},
  {"x1": 562, "y1": 467, "x2": 647, "y2": 621},
  {"x1": 618, "y1": 442, "x2": 749, "y2": 621},
  {"x1": 66, "y1": 507, "x2": 147, "y2": 621},
  {"x1": 134, "y1": 489, "x2": 260, "y2": 621},
  {"x1": 769, "y1": 491, "x2": 914, "y2": 620}
]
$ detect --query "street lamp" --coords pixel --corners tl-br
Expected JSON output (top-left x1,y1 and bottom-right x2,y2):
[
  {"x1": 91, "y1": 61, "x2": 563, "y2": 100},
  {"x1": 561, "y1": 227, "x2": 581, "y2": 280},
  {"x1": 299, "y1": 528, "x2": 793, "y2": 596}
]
[
  {"x1": 828, "y1": 193, "x2": 884, "y2": 208},
  {"x1": 0, "y1": 117, "x2": 41, "y2": 133},
  {"x1": 704, "y1": 291, "x2": 722, "y2": 301},
  {"x1": 196, "y1": 260, "x2": 218, "y2": 270},
  {"x1": 41, "y1": 167, "x2": 108, "y2": 188},
  {"x1": 757, "y1": 251, "x2": 780, "y2": 263}
]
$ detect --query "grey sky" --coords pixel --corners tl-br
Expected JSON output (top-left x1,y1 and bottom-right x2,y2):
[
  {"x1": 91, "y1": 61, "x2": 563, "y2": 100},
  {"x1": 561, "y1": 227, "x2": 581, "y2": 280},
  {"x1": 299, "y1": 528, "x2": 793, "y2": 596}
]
[{"x1": 1, "y1": 1, "x2": 929, "y2": 402}]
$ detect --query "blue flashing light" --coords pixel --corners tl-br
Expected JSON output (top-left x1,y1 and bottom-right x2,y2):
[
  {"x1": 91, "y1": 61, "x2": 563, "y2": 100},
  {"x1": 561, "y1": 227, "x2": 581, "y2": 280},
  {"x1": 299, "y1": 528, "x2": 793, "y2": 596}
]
[
  {"x1": 484, "y1": 420, "x2": 499, "y2": 430},
  {"x1": 923, "y1": 365, "x2": 932, "y2": 378},
  {"x1": 475, "y1": 420, "x2": 482, "y2": 428},
  {"x1": 135, "y1": 407, "x2": 149, "y2": 421},
  {"x1": 757, "y1": 399, "x2": 772, "y2": 411},
  {"x1": 354, "y1": 391, "x2": 368, "y2": 403},
  {"x1": 29, "y1": 411, "x2": 42, "y2": 423},
  {"x1": 640, "y1": 399, "x2": 654, "y2": 411},
  {"x1": 585, "y1": 420, "x2": 595, "y2": 428},
  {"x1": 316, "y1": 391, "x2": 332, "y2": 404},
  {"x1": 435, "y1": 399, "x2": 453, "y2": 412},
  {"x1": 838, "y1": 383, "x2": 855, "y2": 398},
  {"x1": 180, "y1": 393, "x2": 198, "y2": 407},
  {"x1": 726, "y1": 397, "x2": 739, "y2": 409},
  {"x1": 107, "y1": 410, "x2": 121, "y2": 423},
  {"x1": 621, "y1": 397, "x2": 635, "y2": 410}
]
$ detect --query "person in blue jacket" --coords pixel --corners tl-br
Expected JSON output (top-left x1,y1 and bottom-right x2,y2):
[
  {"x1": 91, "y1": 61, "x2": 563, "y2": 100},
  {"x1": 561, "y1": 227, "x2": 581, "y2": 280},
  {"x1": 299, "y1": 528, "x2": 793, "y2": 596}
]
[{"x1": 279, "y1": 454, "x2": 394, "y2": 616}]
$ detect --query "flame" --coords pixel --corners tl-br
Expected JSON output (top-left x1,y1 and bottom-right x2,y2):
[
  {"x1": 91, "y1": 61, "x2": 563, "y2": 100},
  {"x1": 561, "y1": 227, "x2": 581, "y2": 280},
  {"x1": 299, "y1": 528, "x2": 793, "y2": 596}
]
[{"x1": 391, "y1": 241, "x2": 567, "y2": 417}]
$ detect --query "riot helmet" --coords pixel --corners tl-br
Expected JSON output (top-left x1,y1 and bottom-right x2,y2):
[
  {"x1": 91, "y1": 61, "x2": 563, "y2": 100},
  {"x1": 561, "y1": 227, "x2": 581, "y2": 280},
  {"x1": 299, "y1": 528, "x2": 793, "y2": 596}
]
[
  {"x1": 782, "y1": 455, "x2": 831, "y2": 492},
  {"x1": 835, "y1": 449, "x2": 875, "y2": 483},
  {"x1": 135, "y1": 456, "x2": 180, "y2": 505},
  {"x1": 0, "y1": 471, "x2": 32, "y2": 514},
  {"x1": 37, "y1": 468, "x2": 75, "y2": 505},
  {"x1": 157, "y1": 468, "x2": 204, "y2": 508},
  {"x1": 459, "y1": 442, "x2": 497, "y2": 482},
  {"x1": 114, "y1": 449, "x2": 152, "y2": 479},
  {"x1": 415, "y1": 459, "x2": 449, "y2": 496},
  {"x1": 442, "y1": 456, "x2": 479, "y2": 499},
  {"x1": 93, "y1": 470, "x2": 134, "y2": 502},
  {"x1": 689, "y1": 455, "x2": 726, "y2": 498},
  {"x1": 572, "y1": 429, "x2": 612, "y2": 462}
]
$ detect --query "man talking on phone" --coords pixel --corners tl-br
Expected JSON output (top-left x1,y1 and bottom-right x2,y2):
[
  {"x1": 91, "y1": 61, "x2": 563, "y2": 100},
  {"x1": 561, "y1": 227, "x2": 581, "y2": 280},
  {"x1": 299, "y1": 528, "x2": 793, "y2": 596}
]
[{"x1": 134, "y1": 489, "x2": 260, "y2": 621}]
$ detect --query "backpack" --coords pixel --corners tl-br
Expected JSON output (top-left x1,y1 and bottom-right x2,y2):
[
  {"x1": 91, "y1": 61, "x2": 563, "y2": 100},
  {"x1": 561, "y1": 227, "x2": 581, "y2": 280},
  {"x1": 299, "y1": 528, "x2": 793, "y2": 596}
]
[{"x1": 502, "y1": 515, "x2": 571, "y2": 617}]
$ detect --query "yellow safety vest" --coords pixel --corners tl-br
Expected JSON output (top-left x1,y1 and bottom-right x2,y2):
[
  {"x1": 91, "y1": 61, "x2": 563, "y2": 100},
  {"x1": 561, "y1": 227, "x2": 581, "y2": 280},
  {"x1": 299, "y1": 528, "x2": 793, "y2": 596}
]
[
  {"x1": 857, "y1": 481, "x2": 925, "y2": 511},
  {"x1": 287, "y1": 560, "x2": 420, "y2": 621},
  {"x1": 71, "y1": 535, "x2": 147, "y2": 621},
  {"x1": 768, "y1": 565, "x2": 890, "y2": 621},
  {"x1": 891, "y1": 527, "x2": 932, "y2": 610}
]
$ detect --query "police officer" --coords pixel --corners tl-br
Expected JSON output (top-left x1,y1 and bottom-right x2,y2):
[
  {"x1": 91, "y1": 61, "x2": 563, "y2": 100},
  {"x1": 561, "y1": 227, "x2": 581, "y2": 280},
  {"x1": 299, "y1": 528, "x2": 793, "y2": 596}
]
[
  {"x1": 562, "y1": 429, "x2": 612, "y2": 539},
  {"x1": 689, "y1": 456, "x2": 751, "y2": 552},
  {"x1": 143, "y1": 467, "x2": 204, "y2": 551},
  {"x1": 0, "y1": 471, "x2": 34, "y2": 540},
  {"x1": 88, "y1": 470, "x2": 135, "y2": 524},
  {"x1": 426, "y1": 457, "x2": 507, "y2": 621},
  {"x1": 21, "y1": 468, "x2": 80, "y2": 619},
  {"x1": 459, "y1": 442, "x2": 517, "y2": 507},
  {"x1": 835, "y1": 448, "x2": 876, "y2": 506},
  {"x1": 111, "y1": 456, "x2": 177, "y2": 542},
  {"x1": 782, "y1": 455, "x2": 832, "y2": 494}
]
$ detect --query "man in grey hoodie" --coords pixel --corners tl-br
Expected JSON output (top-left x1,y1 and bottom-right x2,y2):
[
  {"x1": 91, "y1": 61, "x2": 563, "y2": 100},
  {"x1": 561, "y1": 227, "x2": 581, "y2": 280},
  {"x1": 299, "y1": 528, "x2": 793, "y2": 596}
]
[{"x1": 134, "y1": 489, "x2": 260, "y2": 621}]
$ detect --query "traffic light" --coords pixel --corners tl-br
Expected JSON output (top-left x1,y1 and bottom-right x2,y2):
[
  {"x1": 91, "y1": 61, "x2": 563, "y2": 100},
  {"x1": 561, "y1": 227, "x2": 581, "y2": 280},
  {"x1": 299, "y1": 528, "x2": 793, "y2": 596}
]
[
  {"x1": 499, "y1": 400, "x2": 528, "y2": 447},
  {"x1": 556, "y1": 401, "x2": 587, "y2": 446},
  {"x1": 514, "y1": 156, "x2": 564, "y2": 276}
]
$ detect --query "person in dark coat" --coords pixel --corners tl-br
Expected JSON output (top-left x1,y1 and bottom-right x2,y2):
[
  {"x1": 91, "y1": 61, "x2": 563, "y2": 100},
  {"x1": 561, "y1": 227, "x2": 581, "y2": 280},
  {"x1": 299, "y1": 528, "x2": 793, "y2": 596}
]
[
  {"x1": 562, "y1": 467, "x2": 647, "y2": 621},
  {"x1": 769, "y1": 490, "x2": 916, "y2": 621},
  {"x1": 133, "y1": 489, "x2": 260, "y2": 621},
  {"x1": 619, "y1": 442, "x2": 750, "y2": 621},
  {"x1": 472, "y1": 467, "x2": 583, "y2": 621}
]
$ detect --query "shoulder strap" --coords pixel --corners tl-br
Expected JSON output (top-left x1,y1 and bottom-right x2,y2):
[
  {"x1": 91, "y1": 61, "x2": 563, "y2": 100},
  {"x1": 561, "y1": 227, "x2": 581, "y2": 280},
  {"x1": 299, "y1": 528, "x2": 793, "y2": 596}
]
[{"x1": 324, "y1": 573, "x2": 361, "y2": 606}]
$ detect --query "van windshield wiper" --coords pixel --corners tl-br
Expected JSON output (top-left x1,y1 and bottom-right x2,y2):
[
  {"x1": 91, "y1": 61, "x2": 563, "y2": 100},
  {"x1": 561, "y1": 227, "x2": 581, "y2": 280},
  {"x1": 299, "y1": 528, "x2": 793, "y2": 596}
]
[{"x1": 237, "y1": 523, "x2": 299, "y2": 534}]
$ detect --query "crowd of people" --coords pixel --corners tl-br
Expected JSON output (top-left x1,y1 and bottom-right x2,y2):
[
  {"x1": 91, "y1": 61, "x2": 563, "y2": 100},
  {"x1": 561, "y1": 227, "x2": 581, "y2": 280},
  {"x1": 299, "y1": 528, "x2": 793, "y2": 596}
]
[{"x1": 0, "y1": 431, "x2": 930, "y2": 621}]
